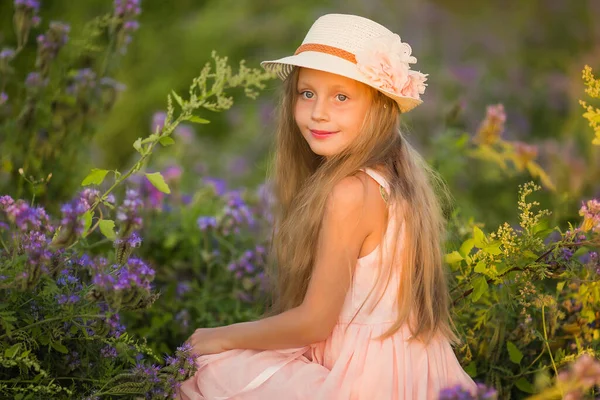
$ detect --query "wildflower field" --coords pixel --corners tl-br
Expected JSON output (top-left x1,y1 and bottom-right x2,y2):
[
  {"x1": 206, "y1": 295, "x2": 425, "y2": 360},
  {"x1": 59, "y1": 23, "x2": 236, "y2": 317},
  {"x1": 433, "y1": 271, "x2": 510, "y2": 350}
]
[{"x1": 0, "y1": 1, "x2": 599, "y2": 399}]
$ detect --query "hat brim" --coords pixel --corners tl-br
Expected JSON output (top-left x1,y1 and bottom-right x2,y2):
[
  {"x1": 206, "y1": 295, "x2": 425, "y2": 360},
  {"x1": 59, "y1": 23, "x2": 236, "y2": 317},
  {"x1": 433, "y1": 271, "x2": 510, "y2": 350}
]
[{"x1": 261, "y1": 51, "x2": 422, "y2": 113}]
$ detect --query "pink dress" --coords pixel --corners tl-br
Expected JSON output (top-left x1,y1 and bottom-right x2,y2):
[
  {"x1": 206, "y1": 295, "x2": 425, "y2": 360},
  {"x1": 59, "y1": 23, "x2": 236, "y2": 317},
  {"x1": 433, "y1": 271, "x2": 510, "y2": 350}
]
[{"x1": 178, "y1": 168, "x2": 477, "y2": 400}]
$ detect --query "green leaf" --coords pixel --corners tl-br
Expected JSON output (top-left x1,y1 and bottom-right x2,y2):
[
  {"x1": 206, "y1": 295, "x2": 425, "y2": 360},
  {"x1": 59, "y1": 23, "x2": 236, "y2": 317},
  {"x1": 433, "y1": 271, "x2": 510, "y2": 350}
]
[
  {"x1": 473, "y1": 226, "x2": 487, "y2": 248},
  {"x1": 474, "y1": 261, "x2": 487, "y2": 274},
  {"x1": 159, "y1": 136, "x2": 175, "y2": 146},
  {"x1": 507, "y1": 341, "x2": 523, "y2": 364},
  {"x1": 171, "y1": 90, "x2": 184, "y2": 107},
  {"x1": 463, "y1": 361, "x2": 477, "y2": 378},
  {"x1": 133, "y1": 137, "x2": 143, "y2": 152},
  {"x1": 4, "y1": 343, "x2": 20, "y2": 359},
  {"x1": 189, "y1": 115, "x2": 210, "y2": 124},
  {"x1": 483, "y1": 241, "x2": 502, "y2": 255},
  {"x1": 82, "y1": 210, "x2": 93, "y2": 237},
  {"x1": 534, "y1": 228, "x2": 556, "y2": 239},
  {"x1": 515, "y1": 377, "x2": 536, "y2": 394},
  {"x1": 146, "y1": 172, "x2": 171, "y2": 194},
  {"x1": 556, "y1": 281, "x2": 566, "y2": 293},
  {"x1": 459, "y1": 239, "x2": 474, "y2": 257},
  {"x1": 99, "y1": 220, "x2": 116, "y2": 241},
  {"x1": 573, "y1": 246, "x2": 589, "y2": 259},
  {"x1": 51, "y1": 342, "x2": 69, "y2": 354},
  {"x1": 81, "y1": 168, "x2": 109, "y2": 186},
  {"x1": 445, "y1": 251, "x2": 463, "y2": 264},
  {"x1": 471, "y1": 276, "x2": 488, "y2": 302},
  {"x1": 523, "y1": 250, "x2": 538, "y2": 259}
]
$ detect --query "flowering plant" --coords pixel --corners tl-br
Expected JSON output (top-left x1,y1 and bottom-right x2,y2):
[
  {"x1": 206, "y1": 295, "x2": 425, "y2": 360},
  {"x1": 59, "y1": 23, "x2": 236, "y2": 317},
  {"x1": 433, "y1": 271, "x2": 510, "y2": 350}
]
[{"x1": 355, "y1": 33, "x2": 428, "y2": 100}]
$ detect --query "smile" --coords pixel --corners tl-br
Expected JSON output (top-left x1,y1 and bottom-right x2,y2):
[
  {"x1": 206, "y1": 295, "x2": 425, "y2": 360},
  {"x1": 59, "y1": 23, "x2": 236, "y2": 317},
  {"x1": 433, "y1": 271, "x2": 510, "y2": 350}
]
[{"x1": 310, "y1": 129, "x2": 339, "y2": 139}]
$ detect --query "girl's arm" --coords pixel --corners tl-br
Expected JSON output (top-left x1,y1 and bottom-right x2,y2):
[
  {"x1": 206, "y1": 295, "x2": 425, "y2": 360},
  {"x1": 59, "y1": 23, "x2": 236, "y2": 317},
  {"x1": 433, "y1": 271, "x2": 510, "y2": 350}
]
[{"x1": 218, "y1": 173, "x2": 381, "y2": 351}]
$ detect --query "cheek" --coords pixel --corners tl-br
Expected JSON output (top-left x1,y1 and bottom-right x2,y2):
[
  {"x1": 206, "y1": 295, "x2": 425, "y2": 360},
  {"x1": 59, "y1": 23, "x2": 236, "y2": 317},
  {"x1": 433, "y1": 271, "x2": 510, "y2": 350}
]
[{"x1": 294, "y1": 102, "x2": 309, "y2": 123}]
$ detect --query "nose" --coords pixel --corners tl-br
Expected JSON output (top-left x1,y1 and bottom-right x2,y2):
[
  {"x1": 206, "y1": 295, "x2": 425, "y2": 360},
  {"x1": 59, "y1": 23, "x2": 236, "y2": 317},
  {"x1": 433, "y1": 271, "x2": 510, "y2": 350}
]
[{"x1": 311, "y1": 97, "x2": 329, "y2": 122}]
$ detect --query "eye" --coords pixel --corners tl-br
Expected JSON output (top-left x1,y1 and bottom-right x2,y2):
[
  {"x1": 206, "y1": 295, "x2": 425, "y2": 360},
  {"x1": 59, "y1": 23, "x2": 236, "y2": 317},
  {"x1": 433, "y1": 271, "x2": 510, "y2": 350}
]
[
  {"x1": 299, "y1": 90, "x2": 314, "y2": 99},
  {"x1": 336, "y1": 94, "x2": 348, "y2": 102}
]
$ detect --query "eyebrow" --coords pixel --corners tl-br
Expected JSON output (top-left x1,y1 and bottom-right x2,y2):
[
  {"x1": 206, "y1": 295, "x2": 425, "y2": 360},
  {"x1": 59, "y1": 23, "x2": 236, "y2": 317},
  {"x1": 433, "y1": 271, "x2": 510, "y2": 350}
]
[{"x1": 296, "y1": 81, "x2": 352, "y2": 91}]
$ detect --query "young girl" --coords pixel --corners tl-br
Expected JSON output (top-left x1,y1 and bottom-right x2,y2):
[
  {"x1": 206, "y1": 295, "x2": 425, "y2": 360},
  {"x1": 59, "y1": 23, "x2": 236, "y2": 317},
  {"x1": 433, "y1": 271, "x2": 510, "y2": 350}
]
[{"x1": 178, "y1": 13, "x2": 477, "y2": 400}]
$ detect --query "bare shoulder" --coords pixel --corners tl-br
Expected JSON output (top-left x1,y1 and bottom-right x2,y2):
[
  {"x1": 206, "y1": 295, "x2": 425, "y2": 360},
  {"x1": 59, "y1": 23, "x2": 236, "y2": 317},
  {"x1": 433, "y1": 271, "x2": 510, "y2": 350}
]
[{"x1": 325, "y1": 172, "x2": 385, "y2": 232}]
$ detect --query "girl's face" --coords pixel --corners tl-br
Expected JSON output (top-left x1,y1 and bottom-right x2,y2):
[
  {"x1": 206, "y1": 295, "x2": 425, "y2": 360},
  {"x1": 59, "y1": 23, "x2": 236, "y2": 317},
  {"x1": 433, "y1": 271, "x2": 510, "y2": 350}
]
[{"x1": 294, "y1": 68, "x2": 372, "y2": 157}]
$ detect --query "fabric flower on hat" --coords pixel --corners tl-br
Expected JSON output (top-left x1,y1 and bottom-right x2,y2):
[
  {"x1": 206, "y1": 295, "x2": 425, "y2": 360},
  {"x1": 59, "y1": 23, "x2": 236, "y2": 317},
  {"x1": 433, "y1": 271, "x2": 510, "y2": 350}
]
[{"x1": 355, "y1": 33, "x2": 427, "y2": 100}]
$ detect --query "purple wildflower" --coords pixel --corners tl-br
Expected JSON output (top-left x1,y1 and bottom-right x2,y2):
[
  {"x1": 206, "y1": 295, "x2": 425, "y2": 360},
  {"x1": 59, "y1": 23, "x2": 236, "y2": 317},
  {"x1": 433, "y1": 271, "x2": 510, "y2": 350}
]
[
  {"x1": 98, "y1": 304, "x2": 126, "y2": 338},
  {"x1": 175, "y1": 309, "x2": 190, "y2": 329},
  {"x1": 562, "y1": 247, "x2": 574, "y2": 261},
  {"x1": 133, "y1": 363, "x2": 161, "y2": 384},
  {"x1": 176, "y1": 282, "x2": 191, "y2": 297},
  {"x1": 0, "y1": 48, "x2": 16, "y2": 62},
  {"x1": 163, "y1": 165, "x2": 182, "y2": 183},
  {"x1": 56, "y1": 269, "x2": 80, "y2": 286},
  {"x1": 174, "y1": 124, "x2": 194, "y2": 143},
  {"x1": 13, "y1": 1, "x2": 41, "y2": 48},
  {"x1": 438, "y1": 385, "x2": 475, "y2": 400},
  {"x1": 56, "y1": 294, "x2": 80, "y2": 305},
  {"x1": 36, "y1": 21, "x2": 70, "y2": 75},
  {"x1": 101, "y1": 345, "x2": 118, "y2": 359},
  {"x1": 65, "y1": 351, "x2": 81, "y2": 370},
  {"x1": 197, "y1": 216, "x2": 217, "y2": 231},
  {"x1": 221, "y1": 191, "x2": 255, "y2": 235},
  {"x1": 60, "y1": 197, "x2": 90, "y2": 236},
  {"x1": 0, "y1": 92, "x2": 7, "y2": 106},
  {"x1": 93, "y1": 257, "x2": 154, "y2": 291},
  {"x1": 151, "y1": 111, "x2": 166, "y2": 133},
  {"x1": 113, "y1": 0, "x2": 142, "y2": 53},
  {"x1": 114, "y1": 231, "x2": 142, "y2": 248},
  {"x1": 203, "y1": 177, "x2": 227, "y2": 196},
  {"x1": 25, "y1": 71, "x2": 48, "y2": 89},
  {"x1": 100, "y1": 77, "x2": 126, "y2": 92},
  {"x1": 22, "y1": 230, "x2": 52, "y2": 270},
  {"x1": 117, "y1": 188, "x2": 143, "y2": 234},
  {"x1": 14, "y1": 0, "x2": 40, "y2": 12},
  {"x1": 80, "y1": 188, "x2": 115, "y2": 209},
  {"x1": 1, "y1": 196, "x2": 52, "y2": 232},
  {"x1": 66, "y1": 68, "x2": 97, "y2": 98}
]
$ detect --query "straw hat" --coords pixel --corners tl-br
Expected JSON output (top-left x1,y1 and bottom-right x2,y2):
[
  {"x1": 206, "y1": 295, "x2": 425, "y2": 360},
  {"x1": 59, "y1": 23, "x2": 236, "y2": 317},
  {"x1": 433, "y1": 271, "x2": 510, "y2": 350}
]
[{"x1": 261, "y1": 13, "x2": 428, "y2": 113}]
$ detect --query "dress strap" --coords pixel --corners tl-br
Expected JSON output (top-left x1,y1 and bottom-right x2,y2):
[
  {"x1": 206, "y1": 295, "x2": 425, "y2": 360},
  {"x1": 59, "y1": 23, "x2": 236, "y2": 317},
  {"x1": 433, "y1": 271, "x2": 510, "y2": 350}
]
[{"x1": 362, "y1": 168, "x2": 390, "y2": 203}]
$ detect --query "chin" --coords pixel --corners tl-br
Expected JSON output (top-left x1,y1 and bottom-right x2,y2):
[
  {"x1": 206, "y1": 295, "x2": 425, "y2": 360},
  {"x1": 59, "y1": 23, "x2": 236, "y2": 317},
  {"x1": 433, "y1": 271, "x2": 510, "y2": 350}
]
[{"x1": 308, "y1": 144, "x2": 341, "y2": 157}]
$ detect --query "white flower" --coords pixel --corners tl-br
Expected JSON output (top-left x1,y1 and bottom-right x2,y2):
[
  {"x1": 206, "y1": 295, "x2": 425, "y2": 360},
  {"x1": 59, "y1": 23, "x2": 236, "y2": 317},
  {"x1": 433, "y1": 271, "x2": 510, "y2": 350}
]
[{"x1": 355, "y1": 34, "x2": 426, "y2": 99}]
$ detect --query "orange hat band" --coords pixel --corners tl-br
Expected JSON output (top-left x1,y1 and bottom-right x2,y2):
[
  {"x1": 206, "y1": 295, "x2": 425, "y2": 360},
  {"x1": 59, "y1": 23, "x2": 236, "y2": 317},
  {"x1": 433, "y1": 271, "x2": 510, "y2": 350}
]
[{"x1": 294, "y1": 43, "x2": 357, "y2": 64}]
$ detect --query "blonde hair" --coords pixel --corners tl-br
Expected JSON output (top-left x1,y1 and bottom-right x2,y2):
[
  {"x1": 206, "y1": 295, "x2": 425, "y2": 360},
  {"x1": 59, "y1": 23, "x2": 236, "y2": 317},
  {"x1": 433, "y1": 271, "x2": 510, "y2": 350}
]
[{"x1": 264, "y1": 67, "x2": 458, "y2": 344}]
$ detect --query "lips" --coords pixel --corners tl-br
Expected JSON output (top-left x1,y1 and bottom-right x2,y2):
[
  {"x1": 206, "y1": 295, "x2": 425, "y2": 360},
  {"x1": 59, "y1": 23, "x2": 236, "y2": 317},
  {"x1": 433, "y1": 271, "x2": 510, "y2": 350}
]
[{"x1": 310, "y1": 129, "x2": 338, "y2": 138}]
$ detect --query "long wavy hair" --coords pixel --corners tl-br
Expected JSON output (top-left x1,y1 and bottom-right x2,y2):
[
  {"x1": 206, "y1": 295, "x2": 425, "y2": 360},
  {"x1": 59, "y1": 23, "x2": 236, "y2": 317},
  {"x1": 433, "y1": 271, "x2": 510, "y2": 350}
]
[{"x1": 264, "y1": 67, "x2": 458, "y2": 344}]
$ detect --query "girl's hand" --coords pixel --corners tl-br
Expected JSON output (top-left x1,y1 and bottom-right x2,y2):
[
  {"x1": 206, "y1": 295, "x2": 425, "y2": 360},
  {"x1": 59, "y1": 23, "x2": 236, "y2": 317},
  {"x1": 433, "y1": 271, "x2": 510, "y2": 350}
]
[{"x1": 187, "y1": 327, "x2": 229, "y2": 357}]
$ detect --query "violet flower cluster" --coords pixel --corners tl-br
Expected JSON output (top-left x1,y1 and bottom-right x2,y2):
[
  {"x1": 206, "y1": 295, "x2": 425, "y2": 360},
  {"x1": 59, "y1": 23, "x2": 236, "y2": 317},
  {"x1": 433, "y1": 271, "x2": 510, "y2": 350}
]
[
  {"x1": 438, "y1": 383, "x2": 497, "y2": 400},
  {"x1": 117, "y1": 188, "x2": 143, "y2": 237},
  {"x1": 221, "y1": 191, "x2": 255, "y2": 235},
  {"x1": 13, "y1": 0, "x2": 41, "y2": 47},
  {"x1": 113, "y1": 0, "x2": 141, "y2": 54},
  {"x1": 36, "y1": 21, "x2": 70, "y2": 75},
  {"x1": 24, "y1": 71, "x2": 48, "y2": 90},
  {"x1": 66, "y1": 68, "x2": 97, "y2": 99},
  {"x1": 227, "y1": 245, "x2": 268, "y2": 302},
  {"x1": 92, "y1": 256, "x2": 154, "y2": 292}
]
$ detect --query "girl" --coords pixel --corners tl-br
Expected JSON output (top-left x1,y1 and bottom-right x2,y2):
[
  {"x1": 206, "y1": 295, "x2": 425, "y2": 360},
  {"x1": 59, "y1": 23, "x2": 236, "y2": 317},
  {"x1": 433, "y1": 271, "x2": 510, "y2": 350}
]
[{"x1": 178, "y1": 13, "x2": 477, "y2": 400}]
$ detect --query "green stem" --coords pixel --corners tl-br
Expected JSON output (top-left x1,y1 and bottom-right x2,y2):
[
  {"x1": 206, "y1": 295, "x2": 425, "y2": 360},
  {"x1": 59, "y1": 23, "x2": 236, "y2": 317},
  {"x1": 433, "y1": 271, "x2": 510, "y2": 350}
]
[
  {"x1": 0, "y1": 314, "x2": 104, "y2": 340},
  {"x1": 541, "y1": 305, "x2": 560, "y2": 395},
  {"x1": 0, "y1": 237, "x2": 9, "y2": 253}
]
